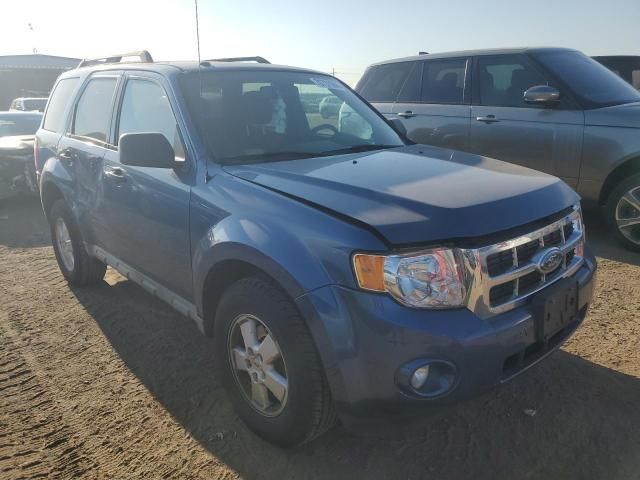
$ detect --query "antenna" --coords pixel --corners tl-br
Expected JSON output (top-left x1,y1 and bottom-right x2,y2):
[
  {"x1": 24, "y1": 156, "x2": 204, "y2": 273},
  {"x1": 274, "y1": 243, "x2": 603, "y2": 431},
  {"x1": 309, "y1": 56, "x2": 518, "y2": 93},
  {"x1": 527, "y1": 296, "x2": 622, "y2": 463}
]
[
  {"x1": 194, "y1": 0, "x2": 211, "y2": 182},
  {"x1": 194, "y1": 0, "x2": 202, "y2": 65}
]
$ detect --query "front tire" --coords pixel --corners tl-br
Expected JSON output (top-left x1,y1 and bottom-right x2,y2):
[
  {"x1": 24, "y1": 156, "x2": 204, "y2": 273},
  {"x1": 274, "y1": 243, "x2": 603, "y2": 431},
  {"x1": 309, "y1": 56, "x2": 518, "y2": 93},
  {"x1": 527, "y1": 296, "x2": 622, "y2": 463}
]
[
  {"x1": 49, "y1": 200, "x2": 107, "y2": 285},
  {"x1": 606, "y1": 173, "x2": 640, "y2": 251},
  {"x1": 214, "y1": 276, "x2": 336, "y2": 446}
]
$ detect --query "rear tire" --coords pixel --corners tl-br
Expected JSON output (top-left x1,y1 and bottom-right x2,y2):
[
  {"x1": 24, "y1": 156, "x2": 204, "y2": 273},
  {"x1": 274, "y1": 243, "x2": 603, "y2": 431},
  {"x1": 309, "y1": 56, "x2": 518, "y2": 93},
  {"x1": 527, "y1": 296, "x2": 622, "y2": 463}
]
[
  {"x1": 606, "y1": 173, "x2": 640, "y2": 252},
  {"x1": 49, "y1": 200, "x2": 107, "y2": 285},
  {"x1": 214, "y1": 276, "x2": 336, "y2": 446}
]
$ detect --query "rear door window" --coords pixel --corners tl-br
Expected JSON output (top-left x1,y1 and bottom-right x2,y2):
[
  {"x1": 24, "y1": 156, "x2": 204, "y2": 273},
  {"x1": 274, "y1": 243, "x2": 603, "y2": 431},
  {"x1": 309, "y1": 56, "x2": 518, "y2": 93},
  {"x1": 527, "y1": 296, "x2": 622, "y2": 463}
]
[
  {"x1": 43, "y1": 78, "x2": 79, "y2": 133},
  {"x1": 396, "y1": 62, "x2": 422, "y2": 102},
  {"x1": 477, "y1": 55, "x2": 548, "y2": 107},
  {"x1": 71, "y1": 77, "x2": 118, "y2": 143},
  {"x1": 421, "y1": 59, "x2": 468, "y2": 104},
  {"x1": 358, "y1": 62, "x2": 414, "y2": 102}
]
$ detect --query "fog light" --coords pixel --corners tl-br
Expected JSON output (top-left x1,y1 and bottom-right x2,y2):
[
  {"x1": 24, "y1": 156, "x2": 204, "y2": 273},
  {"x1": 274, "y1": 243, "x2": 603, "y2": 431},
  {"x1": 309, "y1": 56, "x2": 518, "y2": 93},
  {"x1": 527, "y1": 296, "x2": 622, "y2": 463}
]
[
  {"x1": 410, "y1": 365, "x2": 430, "y2": 390},
  {"x1": 396, "y1": 359, "x2": 457, "y2": 398}
]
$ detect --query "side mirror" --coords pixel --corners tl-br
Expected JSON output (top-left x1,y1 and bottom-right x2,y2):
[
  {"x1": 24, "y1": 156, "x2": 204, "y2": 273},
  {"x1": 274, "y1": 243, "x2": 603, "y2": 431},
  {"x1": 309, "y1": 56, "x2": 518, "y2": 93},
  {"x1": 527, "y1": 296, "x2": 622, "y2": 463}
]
[
  {"x1": 119, "y1": 132, "x2": 176, "y2": 168},
  {"x1": 524, "y1": 85, "x2": 560, "y2": 106},
  {"x1": 389, "y1": 118, "x2": 407, "y2": 137}
]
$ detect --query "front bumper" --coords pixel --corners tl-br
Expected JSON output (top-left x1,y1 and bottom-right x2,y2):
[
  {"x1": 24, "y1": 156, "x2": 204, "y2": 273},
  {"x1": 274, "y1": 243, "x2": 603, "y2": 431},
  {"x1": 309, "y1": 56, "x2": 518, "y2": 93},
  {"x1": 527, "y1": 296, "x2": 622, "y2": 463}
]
[{"x1": 296, "y1": 249, "x2": 596, "y2": 424}]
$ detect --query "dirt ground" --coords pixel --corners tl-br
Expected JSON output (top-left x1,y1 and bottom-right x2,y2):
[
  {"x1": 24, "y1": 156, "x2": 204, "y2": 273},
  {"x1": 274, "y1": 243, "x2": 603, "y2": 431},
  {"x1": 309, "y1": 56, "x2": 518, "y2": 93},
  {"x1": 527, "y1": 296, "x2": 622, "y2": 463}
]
[{"x1": 0, "y1": 195, "x2": 639, "y2": 480}]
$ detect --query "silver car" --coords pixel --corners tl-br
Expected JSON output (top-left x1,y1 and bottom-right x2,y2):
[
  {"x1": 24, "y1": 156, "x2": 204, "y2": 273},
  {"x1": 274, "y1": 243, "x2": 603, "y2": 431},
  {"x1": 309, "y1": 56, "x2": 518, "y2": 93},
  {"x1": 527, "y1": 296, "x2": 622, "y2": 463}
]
[{"x1": 357, "y1": 47, "x2": 640, "y2": 251}]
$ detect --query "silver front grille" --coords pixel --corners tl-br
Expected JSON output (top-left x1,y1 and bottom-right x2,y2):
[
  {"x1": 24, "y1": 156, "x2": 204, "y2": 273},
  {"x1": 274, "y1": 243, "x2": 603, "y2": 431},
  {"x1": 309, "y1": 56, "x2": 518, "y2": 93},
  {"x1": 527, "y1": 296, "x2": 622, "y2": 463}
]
[{"x1": 461, "y1": 206, "x2": 585, "y2": 319}]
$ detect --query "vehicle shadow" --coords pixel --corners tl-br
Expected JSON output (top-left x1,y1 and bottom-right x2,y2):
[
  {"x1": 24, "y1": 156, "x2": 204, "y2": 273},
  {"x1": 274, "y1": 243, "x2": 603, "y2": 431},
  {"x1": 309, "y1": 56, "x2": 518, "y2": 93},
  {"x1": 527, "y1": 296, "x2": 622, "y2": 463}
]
[
  {"x1": 71, "y1": 278, "x2": 640, "y2": 480},
  {"x1": 583, "y1": 209, "x2": 640, "y2": 266},
  {"x1": 0, "y1": 194, "x2": 50, "y2": 248}
]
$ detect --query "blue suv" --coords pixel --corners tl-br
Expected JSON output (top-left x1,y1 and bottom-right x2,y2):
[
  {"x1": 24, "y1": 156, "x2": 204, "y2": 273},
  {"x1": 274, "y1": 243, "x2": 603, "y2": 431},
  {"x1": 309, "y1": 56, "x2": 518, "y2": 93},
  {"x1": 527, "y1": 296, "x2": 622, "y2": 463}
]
[{"x1": 35, "y1": 51, "x2": 597, "y2": 446}]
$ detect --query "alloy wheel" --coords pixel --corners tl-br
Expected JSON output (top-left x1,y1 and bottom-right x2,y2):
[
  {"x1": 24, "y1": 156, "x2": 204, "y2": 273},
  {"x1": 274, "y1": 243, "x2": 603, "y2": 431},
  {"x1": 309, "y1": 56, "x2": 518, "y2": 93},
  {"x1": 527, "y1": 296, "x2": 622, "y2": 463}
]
[
  {"x1": 228, "y1": 314, "x2": 288, "y2": 417},
  {"x1": 615, "y1": 185, "x2": 640, "y2": 246},
  {"x1": 55, "y1": 217, "x2": 75, "y2": 272}
]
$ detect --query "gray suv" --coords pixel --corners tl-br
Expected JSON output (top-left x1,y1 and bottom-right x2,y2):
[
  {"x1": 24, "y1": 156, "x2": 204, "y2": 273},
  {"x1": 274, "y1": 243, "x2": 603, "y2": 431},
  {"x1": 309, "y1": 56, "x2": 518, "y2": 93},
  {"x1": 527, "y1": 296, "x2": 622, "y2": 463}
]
[{"x1": 357, "y1": 48, "x2": 640, "y2": 250}]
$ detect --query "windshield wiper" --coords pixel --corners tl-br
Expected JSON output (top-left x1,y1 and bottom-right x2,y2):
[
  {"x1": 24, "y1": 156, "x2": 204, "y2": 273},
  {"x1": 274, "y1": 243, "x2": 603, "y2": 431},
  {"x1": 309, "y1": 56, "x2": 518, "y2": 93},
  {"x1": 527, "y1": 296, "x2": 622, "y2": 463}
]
[
  {"x1": 318, "y1": 144, "x2": 399, "y2": 156},
  {"x1": 221, "y1": 151, "x2": 323, "y2": 164}
]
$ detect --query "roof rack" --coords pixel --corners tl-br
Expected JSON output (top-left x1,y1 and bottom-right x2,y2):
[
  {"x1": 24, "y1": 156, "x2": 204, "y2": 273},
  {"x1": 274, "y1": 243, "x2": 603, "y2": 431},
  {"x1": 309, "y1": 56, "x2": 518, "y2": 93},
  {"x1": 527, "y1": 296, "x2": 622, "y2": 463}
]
[
  {"x1": 204, "y1": 56, "x2": 271, "y2": 64},
  {"x1": 418, "y1": 51, "x2": 429, "y2": 55},
  {"x1": 77, "y1": 50, "x2": 154, "y2": 69}
]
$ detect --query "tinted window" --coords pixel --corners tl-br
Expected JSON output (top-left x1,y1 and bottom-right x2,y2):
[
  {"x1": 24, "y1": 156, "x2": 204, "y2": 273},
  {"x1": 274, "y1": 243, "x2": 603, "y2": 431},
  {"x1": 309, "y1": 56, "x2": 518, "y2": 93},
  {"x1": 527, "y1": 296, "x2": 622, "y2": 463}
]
[
  {"x1": 180, "y1": 70, "x2": 403, "y2": 163},
  {"x1": 43, "y1": 78, "x2": 79, "y2": 133},
  {"x1": 396, "y1": 62, "x2": 422, "y2": 102},
  {"x1": 421, "y1": 59, "x2": 467, "y2": 104},
  {"x1": 23, "y1": 99, "x2": 47, "y2": 112},
  {"x1": 118, "y1": 79, "x2": 185, "y2": 159},
  {"x1": 478, "y1": 55, "x2": 547, "y2": 107},
  {"x1": 358, "y1": 62, "x2": 414, "y2": 102},
  {"x1": 72, "y1": 78, "x2": 117, "y2": 143},
  {"x1": 534, "y1": 50, "x2": 640, "y2": 108}
]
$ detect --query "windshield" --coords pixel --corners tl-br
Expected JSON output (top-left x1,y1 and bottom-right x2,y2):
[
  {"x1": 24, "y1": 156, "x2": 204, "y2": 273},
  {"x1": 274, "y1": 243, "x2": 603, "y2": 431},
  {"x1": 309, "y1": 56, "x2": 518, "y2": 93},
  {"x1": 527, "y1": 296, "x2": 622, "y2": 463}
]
[
  {"x1": 533, "y1": 50, "x2": 640, "y2": 108},
  {"x1": 0, "y1": 115, "x2": 42, "y2": 137},
  {"x1": 23, "y1": 99, "x2": 47, "y2": 112},
  {"x1": 179, "y1": 70, "x2": 405, "y2": 164}
]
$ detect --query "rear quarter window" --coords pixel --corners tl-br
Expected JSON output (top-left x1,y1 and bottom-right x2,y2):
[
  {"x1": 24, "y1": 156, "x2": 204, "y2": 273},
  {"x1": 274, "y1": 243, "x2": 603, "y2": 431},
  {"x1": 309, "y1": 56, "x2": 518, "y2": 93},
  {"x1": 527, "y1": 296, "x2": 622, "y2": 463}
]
[
  {"x1": 43, "y1": 78, "x2": 80, "y2": 133},
  {"x1": 358, "y1": 62, "x2": 414, "y2": 102}
]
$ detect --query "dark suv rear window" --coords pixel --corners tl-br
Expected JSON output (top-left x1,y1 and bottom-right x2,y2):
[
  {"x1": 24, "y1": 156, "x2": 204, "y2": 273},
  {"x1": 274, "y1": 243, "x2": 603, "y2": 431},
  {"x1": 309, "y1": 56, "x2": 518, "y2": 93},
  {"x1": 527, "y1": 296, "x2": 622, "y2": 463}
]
[
  {"x1": 358, "y1": 62, "x2": 414, "y2": 102},
  {"x1": 43, "y1": 78, "x2": 79, "y2": 133}
]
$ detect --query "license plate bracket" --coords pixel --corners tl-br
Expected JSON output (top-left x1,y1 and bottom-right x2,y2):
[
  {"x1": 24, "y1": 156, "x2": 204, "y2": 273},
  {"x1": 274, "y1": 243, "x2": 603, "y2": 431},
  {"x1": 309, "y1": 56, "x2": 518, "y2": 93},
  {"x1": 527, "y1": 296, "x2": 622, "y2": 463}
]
[{"x1": 531, "y1": 277, "x2": 579, "y2": 342}]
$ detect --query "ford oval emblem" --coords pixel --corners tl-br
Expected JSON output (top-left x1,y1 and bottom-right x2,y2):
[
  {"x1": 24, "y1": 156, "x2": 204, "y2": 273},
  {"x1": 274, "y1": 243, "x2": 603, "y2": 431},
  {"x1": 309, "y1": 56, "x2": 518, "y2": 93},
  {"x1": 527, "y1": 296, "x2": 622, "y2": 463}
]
[{"x1": 536, "y1": 247, "x2": 564, "y2": 274}]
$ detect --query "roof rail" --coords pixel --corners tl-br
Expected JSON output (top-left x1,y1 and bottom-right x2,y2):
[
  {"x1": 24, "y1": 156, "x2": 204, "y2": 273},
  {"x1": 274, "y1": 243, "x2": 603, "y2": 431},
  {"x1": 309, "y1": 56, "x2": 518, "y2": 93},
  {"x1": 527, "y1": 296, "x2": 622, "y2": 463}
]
[
  {"x1": 77, "y1": 50, "x2": 154, "y2": 68},
  {"x1": 418, "y1": 51, "x2": 429, "y2": 55},
  {"x1": 204, "y1": 56, "x2": 271, "y2": 64}
]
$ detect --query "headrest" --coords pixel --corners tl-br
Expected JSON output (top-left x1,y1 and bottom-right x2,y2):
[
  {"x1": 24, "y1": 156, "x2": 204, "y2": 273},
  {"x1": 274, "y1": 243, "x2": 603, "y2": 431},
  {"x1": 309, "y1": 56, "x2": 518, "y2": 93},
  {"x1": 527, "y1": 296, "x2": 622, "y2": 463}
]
[
  {"x1": 243, "y1": 90, "x2": 273, "y2": 124},
  {"x1": 440, "y1": 72, "x2": 458, "y2": 86}
]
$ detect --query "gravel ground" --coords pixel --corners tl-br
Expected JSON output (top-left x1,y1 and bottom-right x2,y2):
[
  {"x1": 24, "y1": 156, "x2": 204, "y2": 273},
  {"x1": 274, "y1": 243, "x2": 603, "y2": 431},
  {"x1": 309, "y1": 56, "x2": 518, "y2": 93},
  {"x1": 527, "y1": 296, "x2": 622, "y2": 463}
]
[{"x1": 0, "y1": 195, "x2": 639, "y2": 480}]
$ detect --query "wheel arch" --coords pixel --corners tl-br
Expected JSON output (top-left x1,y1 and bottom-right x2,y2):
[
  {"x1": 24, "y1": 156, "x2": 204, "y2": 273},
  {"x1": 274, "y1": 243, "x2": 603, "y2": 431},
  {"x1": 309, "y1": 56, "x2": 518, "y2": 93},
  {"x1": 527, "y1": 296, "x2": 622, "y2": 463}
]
[
  {"x1": 199, "y1": 244, "x2": 307, "y2": 337},
  {"x1": 40, "y1": 180, "x2": 65, "y2": 220},
  {"x1": 599, "y1": 155, "x2": 640, "y2": 206}
]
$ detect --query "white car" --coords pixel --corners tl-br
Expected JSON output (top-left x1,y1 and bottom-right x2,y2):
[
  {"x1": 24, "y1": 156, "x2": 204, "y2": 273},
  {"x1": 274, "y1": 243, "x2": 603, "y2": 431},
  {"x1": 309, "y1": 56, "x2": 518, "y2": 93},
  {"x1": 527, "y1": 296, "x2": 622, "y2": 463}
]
[{"x1": 9, "y1": 97, "x2": 48, "y2": 113}]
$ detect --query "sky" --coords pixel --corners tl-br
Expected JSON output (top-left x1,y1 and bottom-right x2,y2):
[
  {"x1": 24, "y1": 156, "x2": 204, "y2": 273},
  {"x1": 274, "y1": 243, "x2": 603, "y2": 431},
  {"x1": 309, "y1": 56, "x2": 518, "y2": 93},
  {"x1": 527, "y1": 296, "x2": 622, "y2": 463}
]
[{"x1": 1, "y1": 0, "x2": 639, "y2": 85}]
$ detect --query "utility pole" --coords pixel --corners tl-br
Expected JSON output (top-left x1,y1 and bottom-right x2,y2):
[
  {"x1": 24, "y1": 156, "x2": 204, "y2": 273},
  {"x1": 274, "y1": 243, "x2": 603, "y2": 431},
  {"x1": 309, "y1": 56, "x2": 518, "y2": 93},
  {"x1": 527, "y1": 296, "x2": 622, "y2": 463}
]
[{"x1": 28, "y1": 23, "x2": 37, "y2": 54}]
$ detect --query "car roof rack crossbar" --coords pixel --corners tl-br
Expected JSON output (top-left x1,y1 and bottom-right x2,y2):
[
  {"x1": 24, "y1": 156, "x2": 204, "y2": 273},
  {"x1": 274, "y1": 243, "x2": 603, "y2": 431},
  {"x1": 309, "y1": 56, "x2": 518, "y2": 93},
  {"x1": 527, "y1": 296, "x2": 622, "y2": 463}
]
[
  {"x1": 77, "y1": 50, "x2": 154, "y2": 68},
  {"x1": 205, "y1": 56, "x2": 271, "y2": 64}
]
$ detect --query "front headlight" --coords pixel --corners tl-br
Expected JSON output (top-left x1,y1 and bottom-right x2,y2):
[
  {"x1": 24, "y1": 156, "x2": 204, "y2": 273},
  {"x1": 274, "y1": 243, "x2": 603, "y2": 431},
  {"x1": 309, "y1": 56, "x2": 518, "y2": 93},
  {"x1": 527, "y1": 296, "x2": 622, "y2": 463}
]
[{"x1": 353, "y1": 248, "x2": 468, "y2": 308}]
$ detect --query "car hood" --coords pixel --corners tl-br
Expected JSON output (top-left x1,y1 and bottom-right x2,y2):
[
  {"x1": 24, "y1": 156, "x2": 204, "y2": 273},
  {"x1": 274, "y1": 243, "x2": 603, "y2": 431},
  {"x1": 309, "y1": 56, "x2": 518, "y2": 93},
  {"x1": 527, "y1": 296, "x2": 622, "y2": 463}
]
[
  {"x1": 224, "y1": 145, "x2": 579, "y2": 245},
  {"x1": 585, "y1": 101, "x2": 640, "y2": 128},
  {"x1": 0, "y1": 135, "x2": 35, "y2": 154}
]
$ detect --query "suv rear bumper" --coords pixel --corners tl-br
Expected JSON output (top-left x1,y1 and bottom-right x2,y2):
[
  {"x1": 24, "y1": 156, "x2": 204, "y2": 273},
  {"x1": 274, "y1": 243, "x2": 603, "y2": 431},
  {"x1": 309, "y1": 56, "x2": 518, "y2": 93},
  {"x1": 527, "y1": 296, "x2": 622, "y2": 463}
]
[{"x1": 295, "y1": 249, "x2": 597, "y2": 426}]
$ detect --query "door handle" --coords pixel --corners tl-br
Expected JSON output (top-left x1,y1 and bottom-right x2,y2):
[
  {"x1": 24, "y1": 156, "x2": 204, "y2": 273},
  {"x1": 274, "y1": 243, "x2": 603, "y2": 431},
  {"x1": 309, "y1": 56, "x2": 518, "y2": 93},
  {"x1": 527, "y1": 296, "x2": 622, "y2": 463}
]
[
  {"x1": 104, "y1": 166, "x2": 127, "y2": 182},
  {"x1": 397, "y1": 111, "x2": 416, "y2": 119},
  {"x1": 475, "y1": 115, "x2": 500, "y2": 123},
  {"x1": 58, "y1": 148, "x2": 74, "y2": 164}
]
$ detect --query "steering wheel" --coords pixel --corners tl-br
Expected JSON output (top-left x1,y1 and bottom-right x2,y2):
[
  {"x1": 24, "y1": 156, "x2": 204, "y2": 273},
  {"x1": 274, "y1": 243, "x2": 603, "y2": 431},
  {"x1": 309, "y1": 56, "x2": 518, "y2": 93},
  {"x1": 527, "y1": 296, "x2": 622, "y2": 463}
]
[{"x1": 311, "y1": 124, "x2": 338, "y2": 136}]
